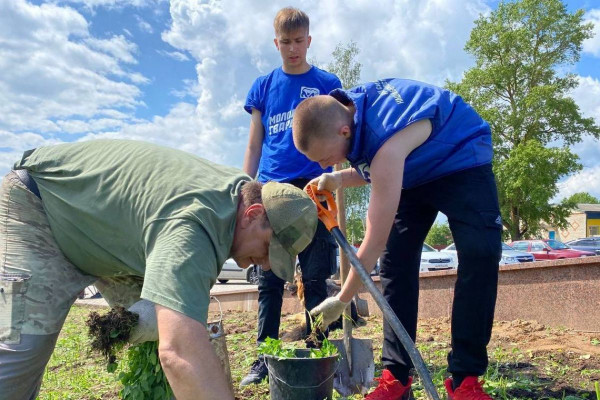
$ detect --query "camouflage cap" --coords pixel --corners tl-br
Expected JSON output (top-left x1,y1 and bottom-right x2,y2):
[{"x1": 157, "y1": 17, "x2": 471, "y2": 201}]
[{"x1": 262, "y1": 182, "x2": 318, "y2": 282}]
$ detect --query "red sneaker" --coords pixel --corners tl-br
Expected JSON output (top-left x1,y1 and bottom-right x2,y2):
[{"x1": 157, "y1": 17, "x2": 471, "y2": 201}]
[
  {"x1": 365, "y1": 370, "x2": 413, "y2": 400},
  {"x1": 444, "y1": 376, "x2": 493, "y2": 400}
]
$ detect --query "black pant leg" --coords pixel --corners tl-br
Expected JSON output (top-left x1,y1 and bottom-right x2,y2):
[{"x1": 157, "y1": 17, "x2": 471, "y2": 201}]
[
  {"x1": 380, "y1": 190, "x2": 438, "y2": 380},
  {"x1": 433, "y1": 165, "x2": 502, "y2": 376},
  {"x1": 256, "y1": 269, "x2": 285, "y2": 343},
  {"x1": 298, "y1": 219, "x2": 337, "y2": 334}
]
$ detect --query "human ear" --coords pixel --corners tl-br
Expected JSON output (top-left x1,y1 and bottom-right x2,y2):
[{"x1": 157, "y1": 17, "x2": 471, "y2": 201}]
[
  {"x1": 244, "y1": 204, "x2": 266, "y2": 221},
  {"x1": 339, "y1": 124, "x2": 352, "y2": 139},
  {"x1": 274, "y1": 38, "x2": 279, "y2": 50},
  {"x1": 307, "y1": 35, "x2": 312, "y2": 48}
]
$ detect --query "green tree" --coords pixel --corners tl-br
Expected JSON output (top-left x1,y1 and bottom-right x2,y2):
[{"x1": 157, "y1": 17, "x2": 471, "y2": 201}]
[
  {"x1": 565, "y1": 192, "x2": 600, "y2": 205},
  {"x1": 327, "y1": 41, "x2": 367, "y2": 243},
  {"x1": 425, "y1": 222, "x2": 454, "y2": 247},
  {"x1": 447, "y1": 0, "x2": 600, "y2": 240}
]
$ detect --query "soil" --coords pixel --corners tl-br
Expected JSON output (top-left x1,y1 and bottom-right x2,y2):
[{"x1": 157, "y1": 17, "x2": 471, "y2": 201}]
[
  {"x1": 214, "y1": 310, "x2": 600, "y2": 399},
  {"x1": 86, "y1": 307, "x2": 138, "y2": 365}
]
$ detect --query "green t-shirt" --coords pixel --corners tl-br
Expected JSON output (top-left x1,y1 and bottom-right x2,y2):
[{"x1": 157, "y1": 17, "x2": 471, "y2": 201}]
[{"x1": 15, "y1": 140, "x2": 250, "y2": 324}]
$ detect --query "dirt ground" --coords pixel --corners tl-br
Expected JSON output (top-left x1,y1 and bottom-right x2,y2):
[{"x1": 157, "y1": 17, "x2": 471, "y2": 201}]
[{"x1": 215, "y1": 310, "x2": 600, "y2": 399}]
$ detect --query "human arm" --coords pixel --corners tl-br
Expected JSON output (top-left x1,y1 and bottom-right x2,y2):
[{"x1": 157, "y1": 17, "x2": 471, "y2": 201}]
[
  {"x1": 337, "y1": 119, "x2": 432, "y2": 302},
  {"x1": 141, "y1": 219, "x2": 232, "y2": 393},
  {"x1": 156, "y1": 305, "x2": 234, "y2": 400},
  {"x1": 242, "y1": 108, "x2": 264, "y2": 178}
]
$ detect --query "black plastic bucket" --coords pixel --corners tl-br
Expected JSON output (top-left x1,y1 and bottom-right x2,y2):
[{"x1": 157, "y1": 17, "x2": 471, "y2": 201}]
[{"x1": 264, "y1": 349, "x2": 339, "y2": 400}]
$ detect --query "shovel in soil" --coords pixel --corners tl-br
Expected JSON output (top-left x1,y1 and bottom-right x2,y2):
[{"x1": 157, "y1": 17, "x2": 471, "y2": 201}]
[
  {"x1": 306, "y1": 184, "x2": 442, "y2": 400},
  {"x1": 318, "y1": 180, "x2": 374, "y2": 396},
  {"x1": 329, "y1": 309, "x2": 375, "y2": 396},
  {"x1": 330, "y1": 229, "x2": 374, "y2": 396}
]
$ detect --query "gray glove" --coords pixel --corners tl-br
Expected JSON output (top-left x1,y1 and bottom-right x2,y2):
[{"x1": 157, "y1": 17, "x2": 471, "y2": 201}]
[
  {"x1": 127, "y1": 300, "x2": 158, "y2": 344},
  {"x1": 309, "y1": 295, "x2": 349, "y2": 330}
]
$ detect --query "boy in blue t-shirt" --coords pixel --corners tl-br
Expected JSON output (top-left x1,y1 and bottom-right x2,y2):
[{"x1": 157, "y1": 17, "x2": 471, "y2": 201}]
[
  {"x1": 293, "y1": 79, "x2": 502, "y2": 400},
  {"x1": 240, "y1": 7, "x2": 342, "y2": 387}
]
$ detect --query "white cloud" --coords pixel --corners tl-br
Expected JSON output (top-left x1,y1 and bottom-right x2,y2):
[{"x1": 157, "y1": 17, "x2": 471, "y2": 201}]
[
  {"x1": 157, "y1": 49, "x2": 190, "y2": 62},
  {"x1": 85, "y1": 35, "x2": 138, "y2": 64},
  {"x1": 558, "y1": 165, "x2": 600, "y2": 201},
  {"x1": 568, "y1": 75, "x2": 600, "y2": 171},
  {"x1": 0, "y1": 0, "x2": 145, "y2": 134},
  {"x1": 62, "y1": 0, "x2": 165, "y2": 10},
  {"x1": 583, "y1": 9, "x2": 600, "y2": 57},
  {"x1": 571, "y1": 75, "x2": 600, "y2": 123},
  {"x1": 136, "y1": 15, "x2": 154, "y2": 33},
  {"x1": 554, "y1": 75, "x2": 600, "y2": 201},
  {"x1": 80, "y1": 102, "x2": 247, "y2": 166}
]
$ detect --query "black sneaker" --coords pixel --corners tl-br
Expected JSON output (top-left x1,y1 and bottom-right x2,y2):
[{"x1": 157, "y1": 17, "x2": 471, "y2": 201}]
[{"x1": 239, "y1": 356, "x2": 268, "y2": 387}]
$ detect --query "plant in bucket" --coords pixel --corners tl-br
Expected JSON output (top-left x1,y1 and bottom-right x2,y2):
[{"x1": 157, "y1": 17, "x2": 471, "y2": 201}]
[{"x1": 259, "y1": 336, "x2": 340, "y2": 400}]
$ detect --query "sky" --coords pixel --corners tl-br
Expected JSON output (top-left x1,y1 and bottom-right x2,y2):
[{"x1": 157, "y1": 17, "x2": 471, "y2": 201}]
[{"x1": 1, "y1": 0, "x2": 599, "y2": 201}]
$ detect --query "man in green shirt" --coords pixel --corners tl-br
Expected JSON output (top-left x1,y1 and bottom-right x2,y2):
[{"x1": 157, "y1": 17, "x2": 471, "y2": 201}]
[{"x1": 0, "y1": 140, "x2": 317, "y2": 400}]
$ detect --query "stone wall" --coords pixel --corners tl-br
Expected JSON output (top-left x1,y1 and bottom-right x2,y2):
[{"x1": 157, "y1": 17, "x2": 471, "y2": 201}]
[{"x1": 210, "y1": 257, "x2": 600, "y2": 331}]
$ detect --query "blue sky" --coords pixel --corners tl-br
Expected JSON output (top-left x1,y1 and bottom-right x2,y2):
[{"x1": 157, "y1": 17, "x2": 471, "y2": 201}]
[{"x1": 1, "y1": 0, "x2": 599, "y2": 200}]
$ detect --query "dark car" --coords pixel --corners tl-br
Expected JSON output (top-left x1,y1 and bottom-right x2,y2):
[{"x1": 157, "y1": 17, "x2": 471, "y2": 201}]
[
  {"x1": 566, "y1": 238, "x2": 600, "y2": 256},
  {"x1": 510, "y1": 239, "x2": 595, "y2": 260}
]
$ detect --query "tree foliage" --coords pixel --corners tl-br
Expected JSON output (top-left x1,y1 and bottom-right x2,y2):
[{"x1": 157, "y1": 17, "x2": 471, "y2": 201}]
[
  {"x1": 565, "y1": 192, "x2": 600, "y2": 205},
  {"x1": 425, "y1": 222, "x2": 454, "y2": 247},
  {"x1": 447, "y1": 0, "x2": 599, "y2": 240},
  {"x1": 327, "y1": 41, "x2": 367, "y2": 243}
]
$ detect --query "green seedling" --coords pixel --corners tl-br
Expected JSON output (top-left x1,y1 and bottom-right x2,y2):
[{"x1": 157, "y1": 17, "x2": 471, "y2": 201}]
[
  {"x1": 119, "y1": 341, "x2": 173, "y2": 400},
  {"x1": 258, "y1": 337, "x2": 338, "y2": 359}
]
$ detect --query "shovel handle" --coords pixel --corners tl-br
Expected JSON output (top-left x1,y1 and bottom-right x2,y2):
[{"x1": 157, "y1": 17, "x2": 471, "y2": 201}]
[{"x1": 304, "y1": 184, "x2": 339, "y2": 232}]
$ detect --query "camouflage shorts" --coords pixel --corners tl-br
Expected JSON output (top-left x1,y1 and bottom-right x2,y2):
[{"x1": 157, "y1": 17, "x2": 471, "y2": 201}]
[{"x1": 0, "y1": 171, "x2": 97, "y2": 342}]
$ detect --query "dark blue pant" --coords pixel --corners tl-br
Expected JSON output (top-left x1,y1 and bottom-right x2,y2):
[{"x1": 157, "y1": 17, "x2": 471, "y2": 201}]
[
  {"x1": 256, "y1": 179, "x2": 337, "y2": 343},
  {"x1": 380, "y1": 164, "x2": 502, "y2": 381}
]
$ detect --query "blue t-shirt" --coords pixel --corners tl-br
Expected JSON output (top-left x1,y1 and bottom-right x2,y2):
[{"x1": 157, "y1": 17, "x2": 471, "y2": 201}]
[
  {"x1": 245, "y1": 66, "x2": 342, "y2": 183},
  {"x1": 330, "y1": 79, "x2": 493, "y2": 189}
]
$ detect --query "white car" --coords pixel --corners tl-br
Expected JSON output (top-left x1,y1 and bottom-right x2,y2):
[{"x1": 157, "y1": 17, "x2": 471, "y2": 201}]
[
  {"x1": 420, "y1": 243, "x2": 457, "y2": 272},
  {"x1": 442, "y1": 242, "x2": 535, "y2": 265},
  {"x1": 217, "y1": 259, "x2": 259, "y2": 284}
]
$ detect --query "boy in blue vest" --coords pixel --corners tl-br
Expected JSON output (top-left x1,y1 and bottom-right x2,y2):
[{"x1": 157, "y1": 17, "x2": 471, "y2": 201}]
[
  {"x1": 240, "y1": 7, "x2": 342, "y2": 386},
  {"x1": 293, "y1": 79, "x2": 502, "y2": 400}
]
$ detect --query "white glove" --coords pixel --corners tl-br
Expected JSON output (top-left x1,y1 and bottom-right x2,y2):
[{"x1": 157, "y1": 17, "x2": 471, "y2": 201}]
[
  {"x1": 308, "y1": 172, "x2": 342, "y2": 194},
  {"x1": 310, "y1": 295, "x2": 349, "y2": 330},
  {"x1": 127, "y1": 300, "x2": 158, "y2": 344}
]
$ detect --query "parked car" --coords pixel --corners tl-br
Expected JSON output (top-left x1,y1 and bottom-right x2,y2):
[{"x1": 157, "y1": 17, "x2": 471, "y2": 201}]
[
  {"x1": 217, "y1": 259, "x2": 259, "y2": 284},
  {"x1": 565, "y1": 238, "x2": 600, "y2": 255},
  {"x1": 443, "y1": 242, "x2": 535, "y2": 265},
  {"x1": 420, "y1": 243, "x2": 457, "y2": 272},
  {"x1": 509, "y1": 239, "x2": 595, "y2": 260}
]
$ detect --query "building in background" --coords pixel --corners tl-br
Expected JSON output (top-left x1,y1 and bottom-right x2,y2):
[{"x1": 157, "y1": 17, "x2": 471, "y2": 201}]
[{"x1": 545, "y1": 204, "x2": 600, "y2": 241}]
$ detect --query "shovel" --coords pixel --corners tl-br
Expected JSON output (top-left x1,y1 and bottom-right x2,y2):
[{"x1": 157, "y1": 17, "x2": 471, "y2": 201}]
[
  {"x1": 306, "y1": 184, "x2": 442, "y2": 400},
  {"x1": 320, "y1": 179, "x2": 374, "y2": 396}
]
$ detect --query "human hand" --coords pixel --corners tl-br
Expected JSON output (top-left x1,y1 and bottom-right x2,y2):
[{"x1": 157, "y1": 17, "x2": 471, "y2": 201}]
[
  {"x1": 306, "y1": 172, "x2": 342, "y2": 199},
  {"x1": 309, "y1": 294, "x2": 349, "y2": 330},
  {"x1": 128, "y1": 300, "x2": 158, "y2": 344}
]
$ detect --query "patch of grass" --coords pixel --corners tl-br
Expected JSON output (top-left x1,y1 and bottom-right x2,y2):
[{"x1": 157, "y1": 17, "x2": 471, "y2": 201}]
[{"x1": 38, "y1": 306, "x2": 600, "y2": 399}]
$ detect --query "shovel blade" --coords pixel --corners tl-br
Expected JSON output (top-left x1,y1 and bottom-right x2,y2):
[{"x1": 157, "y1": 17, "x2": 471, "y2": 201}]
[{"x1": 331, "y1": 338, "x2": 375, "y2": 396}]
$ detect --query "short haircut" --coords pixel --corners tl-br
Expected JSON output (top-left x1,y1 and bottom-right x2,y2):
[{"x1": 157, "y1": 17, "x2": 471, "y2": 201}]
[
  {"x1": 292, "y1": 96, "x2": 349, "y2": 151},
  {"x1": 273, "y1": 7, "x2": 309, "y2": 35},
  {"x1": 240, "y1": 181, "x2": 270, "y2": 228},
  {"x1": 241, "y1": 180, "x2": 263, "y2": 206}
]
